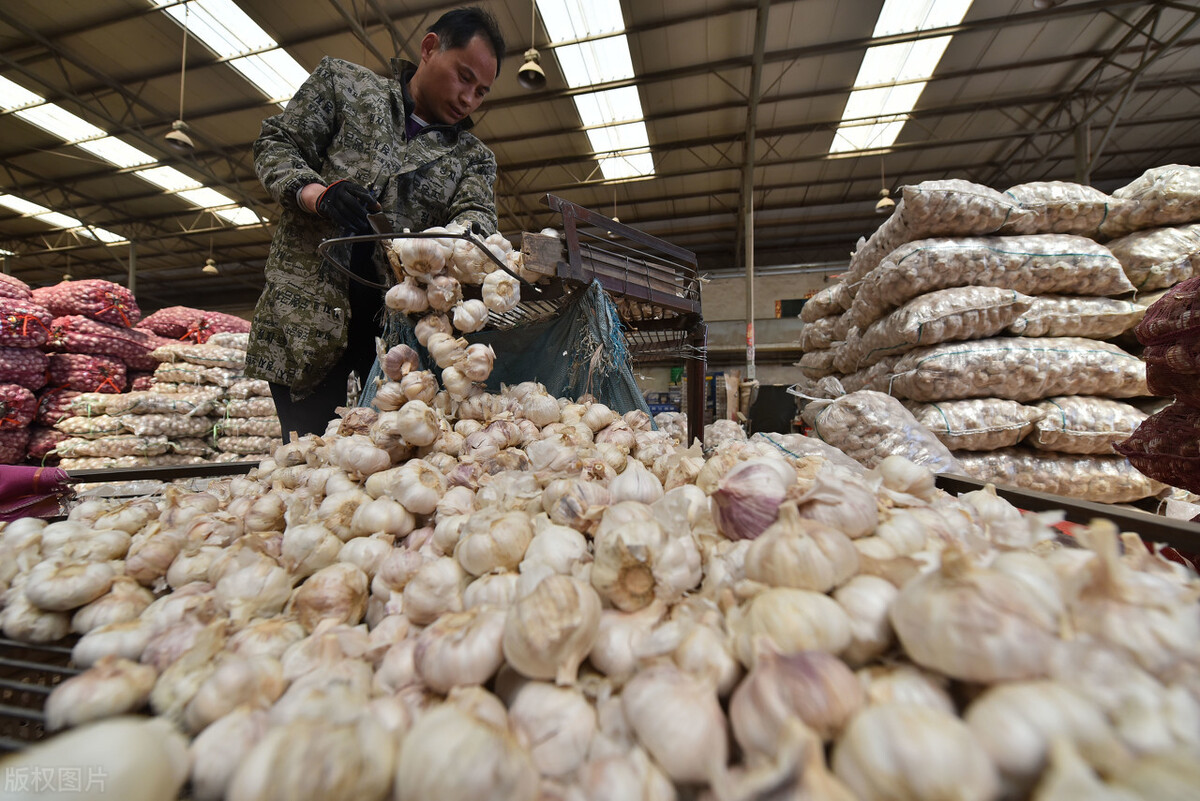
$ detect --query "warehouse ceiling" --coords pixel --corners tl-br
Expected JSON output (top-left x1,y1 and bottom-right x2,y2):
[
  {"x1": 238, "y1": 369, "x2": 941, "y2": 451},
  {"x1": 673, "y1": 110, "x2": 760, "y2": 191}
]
[{"x1": 0, "y1": 0, "x2": 1198, "y2": 314}]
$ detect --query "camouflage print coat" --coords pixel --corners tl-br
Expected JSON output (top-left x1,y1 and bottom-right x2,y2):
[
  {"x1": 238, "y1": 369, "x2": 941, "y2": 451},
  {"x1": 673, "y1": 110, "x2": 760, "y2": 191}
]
[{"x1": 247, "y1": 56, "x2": 498, "y2": 395}]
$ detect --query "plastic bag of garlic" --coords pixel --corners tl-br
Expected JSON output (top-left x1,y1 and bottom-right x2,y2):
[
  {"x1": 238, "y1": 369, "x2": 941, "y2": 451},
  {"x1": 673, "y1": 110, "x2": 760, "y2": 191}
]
[{"x1": 7, "y1": 380, "x2": 1200, "y2": 801}]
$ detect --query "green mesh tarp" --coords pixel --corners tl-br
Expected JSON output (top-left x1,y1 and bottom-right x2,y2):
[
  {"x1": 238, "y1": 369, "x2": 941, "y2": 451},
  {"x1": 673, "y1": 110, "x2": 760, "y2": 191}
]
[{"x1": 360, "y1": 280, "x2": 651, "y2": 417}]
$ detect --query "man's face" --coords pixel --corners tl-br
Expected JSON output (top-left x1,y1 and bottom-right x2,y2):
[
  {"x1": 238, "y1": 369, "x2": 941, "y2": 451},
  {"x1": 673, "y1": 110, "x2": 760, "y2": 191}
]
[{"x1": 412, "y1": 32, "x2": 497, "y2": 125}]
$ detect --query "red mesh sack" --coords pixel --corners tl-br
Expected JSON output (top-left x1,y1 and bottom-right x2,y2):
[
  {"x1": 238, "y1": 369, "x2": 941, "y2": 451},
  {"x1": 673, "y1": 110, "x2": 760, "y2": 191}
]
[
  {"x1": 35, "y1": 388, "x2": 82, "y2": 427},
  {"x1": 0, "y1": 384, "x2": 36, "y2": 429},
  {"x1": 186, "y1": 311, "x2": 251, "y2": 343},
  {"x1": 0, "y1": 347, "x2": 48, "y2": 391},
  {"x1": 46, "y1": 353, "x2": 126, "y2": 394},
  {"x1": 1145, "y1": 357, "x2": 1200, "y2": 406},
  {"x1": 0, "y1": 274, "x2": 32, "y2": 302},
  {"x1": 0, "y1": 428, "x2": 30, "y2": 465},
  {"x1": 26, "y1": 426, "x2": 65, "y2": 461},
  {"x1": 129, "y1": 372, "x2": 155, "y2": 392},
  {"x1": 139, "y1": 306, "x2": 203, "y2": 338},
  {"x1": 45, "y1": 315, "x2": 170, "y2": 370},
  {"x1": 0, "y1": 299, "x2": 51, "y2": 348},
  {"x1": 1115, "y1": 402, "x2": 1200, "y2": 493},
  {"x1": 31, "y1": 279, "x2": 141, "y2": 328},
  {"x1": 1134, "y1": 275, "x2": 1200, "y2": 346}
]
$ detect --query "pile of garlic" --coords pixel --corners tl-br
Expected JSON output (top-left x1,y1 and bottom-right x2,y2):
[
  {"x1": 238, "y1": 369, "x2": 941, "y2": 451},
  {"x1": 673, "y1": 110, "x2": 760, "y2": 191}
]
[{"x1": 2, "y1": 376, "x2": 1199, "y2": 801}]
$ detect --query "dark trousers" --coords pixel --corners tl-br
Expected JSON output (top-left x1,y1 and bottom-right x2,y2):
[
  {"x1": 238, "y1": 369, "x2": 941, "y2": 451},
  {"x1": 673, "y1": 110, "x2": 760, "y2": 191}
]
[{"x1": 271, "y1": 244, "x2": 383, "y2": 438}]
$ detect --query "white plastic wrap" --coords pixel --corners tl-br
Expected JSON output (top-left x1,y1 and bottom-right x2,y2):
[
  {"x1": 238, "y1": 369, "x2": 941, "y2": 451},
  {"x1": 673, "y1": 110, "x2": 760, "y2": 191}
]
[
  {"x1": 1102, "y1": 164, "x2": 1200, "y2": 238},
  {"x1": 798, "y1": 315, "x2": 840, "y2": 351},
  {"x1": 750, "y1": 432, "x2": 866, "y2": 473},
  {"x1": 226, "y1": 378, "x2": 271, "y2": 399},
  {"x1": 119, "y1": 414, "x2": 219, "y2": 439},
  {"x1": 1001, "y1": 181, "x2": 1118, "y2": 237},
  {"x1": 953, "y1": 447, "x2": 1164, "y2": 503},
  {"x1": 224, "y1": 397, "x2": 277, "y2": 419},
  {"x1": 848, "y1": 235, "x2": 1134, "y2": 329},
  {"x1": 59, "y1": 453, "x2": 207, "y2": 470},
  {"x1": 103, "y1": 391, "x2": 219, "y2": 418},
  {"x1": 799, "y1": 282, "x2": 850, "y2": 322},
  {"x1": 703, "y1": 419, "x2": 747, "y2": 451},
  {"x1": 800, "y1": 389, "x2": 959, "y2": 472},
  {"x1": 205, "y1": 332, "x2": 250, "y2": 351},
  {"x1": 54, "y1": 415, "x2": 125, "y2": 438},
  {"x1": 1005, "y1": 295, "x2": 1142, "y2": 339},
  {"x1": 55, "y1": 435, "x2": 171, "y2": 458},
  {"x1": 150, "y1": 342, "x2": 246, "y2": 370},
  {"x1": 1027, "y1": 396, "x2": 1147, "y2": 455},
  {"x1": 170, "y1": 438, "x2": 216, "y2": 458},
  {"x1": 839, "y1": 354, "x2": 904, "y2": 394},
  {"x1": 153, "y1": 363, "x2": 241, "y2": 387},
  {"x1": 214, "y1": 451, "x2": 270, "y2": 463},
  {"x1": 888, "y1": 337, "x2": 1148, "y2": 402},
  {"x1": 836, "y1": 286, "x2": 1032, "y2": 373},
  {"x1": 797, "y1": 348, "x2": 838, "y2": 380},
  {"x1": 66, "y1": 393, "x2": 111, "y2": 417},
  {"x1": 217, "y1": 416, "x2": 282, "y2": 438},
  {"x1": 216, "y1": 435, "x2": 277, "y2": 455},
  {"x1": 905, "y1": 398, "x2": 1045, "y2": 452},
  {"x1": 1105, "y1": 222, "x2": 1200, "y2": 291}
]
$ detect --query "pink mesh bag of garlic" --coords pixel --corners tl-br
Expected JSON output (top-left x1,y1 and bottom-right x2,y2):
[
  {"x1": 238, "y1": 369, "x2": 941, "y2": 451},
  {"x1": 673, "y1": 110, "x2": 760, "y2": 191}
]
[
  {"x1": 26, "y1": 426, "x2": 65, "y2": 461},
  {"x1": 32, "y1": 279, "x2": 141, "y2": 328},
  {"x1": 138, "y1": 306, "x2": 203, "y2": 339},
  {"x1": 0, "y1": 428, "x2": 30, "y2": 465},
  {"x1": 0, "y1": 384, "x2": 36, "y2": 430},
  {"x1": 35, "y1": 388, "x2": 82, "y2": 427},
  {"x1": 0, "y1": 299, "x2": 52, "y2": 349},
  {"x1": 0, "y1": 274, "x2": 33, "y2": 302},
  {"x1": 46, "y1": 353, "x2": 127, "y2": 394},
  {"x1": 0, "y1": 347, "x2": 49, "y2": 391},
  {"x1": 45, "y1": 315, "x2": 170, "y2": 371}
]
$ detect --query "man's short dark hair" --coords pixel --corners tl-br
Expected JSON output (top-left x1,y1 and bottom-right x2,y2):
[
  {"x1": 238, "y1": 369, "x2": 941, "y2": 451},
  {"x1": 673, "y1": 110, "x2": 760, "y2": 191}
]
[{"x1": 429, "y1": 7, "x2": 506, "y2": 77}]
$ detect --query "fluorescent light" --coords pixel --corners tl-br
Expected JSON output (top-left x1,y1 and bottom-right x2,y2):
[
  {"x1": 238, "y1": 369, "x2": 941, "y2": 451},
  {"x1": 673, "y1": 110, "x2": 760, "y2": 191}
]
[
  {"x1": 14, "y1": 105, "x2": 106, "y2": 143},
  {"x1": 0, "y1": 76, "x2": 43, "y2": 111},
  {"x1": 227, "y1": 50, "x2": 309, "y2": 107},
  {"x1": 134, "y1": 166, "x2": 203, "y2": 192},
  {"x1": 536, "y1": 0, "x2": 654, "y2": 180},
  {"x1": 215, "y1": 206, "x2": 265, "y2": 225},
  {"x1": 76, "y1": 137, "x2": 157, "y2": 168},
  {"x1": 177, "y1": 187, "x2": 235, "y2": 208},
  {"x1": 0, "y1": 248, "x2": 15, "y2": 256},
  {"x1": 828, "y1": 0, "x2": 973, "y2": 155},
  {"x1": 34, "y1": 211, "x2": 84, "y2": 229},
  {"x1": 0, "y1": 195, "x2": 51, "y2": 215},
  {"x1": 73, "y1": 226, "x2": 127, "y2": 244}
]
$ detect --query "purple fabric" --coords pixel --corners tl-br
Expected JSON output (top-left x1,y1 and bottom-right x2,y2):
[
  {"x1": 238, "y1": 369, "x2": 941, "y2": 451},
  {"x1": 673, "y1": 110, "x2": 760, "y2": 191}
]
[{"x1": 0, "y1": 464, "x2": 69, "y2": 522}]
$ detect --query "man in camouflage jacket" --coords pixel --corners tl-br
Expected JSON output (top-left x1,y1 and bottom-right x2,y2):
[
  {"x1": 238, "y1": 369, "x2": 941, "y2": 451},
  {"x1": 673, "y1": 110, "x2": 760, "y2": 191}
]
[{"x1": 248, "y1": 7, "x2": 503, "y2": 435}]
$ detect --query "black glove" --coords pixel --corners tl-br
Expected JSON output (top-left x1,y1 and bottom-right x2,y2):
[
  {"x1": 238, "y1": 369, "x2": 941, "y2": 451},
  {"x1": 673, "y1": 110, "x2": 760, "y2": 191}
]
[{"x1": 315, "y1": 179, "x2": 381, "y2": 233}]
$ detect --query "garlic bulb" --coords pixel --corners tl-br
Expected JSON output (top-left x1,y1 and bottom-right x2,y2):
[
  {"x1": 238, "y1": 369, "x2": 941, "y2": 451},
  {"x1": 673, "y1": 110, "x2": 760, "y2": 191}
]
[
  {"x1": 462, "y1": 343, "x2": 495, "y2": 382},
  {"x1": 426, "y1": 274, "x2": 462, "y2": 312},
  {"x1": 450, "y1": 238, "x2": 492, "y2": 284},
  {"x1": 609, "y1": 459, "x2": 664, "y2": 505},
  {"x1": 590, "y1": 519, "x2": 669, "y2": 612},
  {"x1": 542, "y1": 477, "x2": 611, "y2": 534},
  {"x1": 350, "y1": 496, "x2": 414, "y2": 539},
  {"x1": 214, "y1": 553, "x2": 292, "y2": 624},
  {"x1": 392, "y1": 399, "x2": 440, "y2": 446},
  {"x1": 1031, "y1": 738, "x2": 1140, "y2": 801},
  {"x1": 328, "y1": 435, "x2": 391, "y2": 481},
  {"x1": 381, "y1": 343, "x2": 421, "y2": 380},
  {"x1": 71, "y1": 576, "x2": 154, "y2": 634},
  {"x1": 227, "y1": 619, "x2": 307, "y2": 661},
  {"x1": 24, "y1": 558, "x2": 115, "y2": 612},
  {"x1": 832, "y1": 574, "x2": 898, "y2": 666},
  {"x1": 386, "y1": 460, "x2": 446, "y2": 515},
  {"x1": 337, "y1": 536, "x2": 393, "y2": 578},
  {"x1": 72, "y1": 620, "x2": 152, "y2": 667},
  {"x1": 189, "y1": 706, "x2": 271, "y2": 801},
  {"x1": 287, "y1": 562, "x2": 369, "y2": 632},
  {"x1": 890, "y1": 545, "x2": 1064, "y2": 682},
  {"x1": 414, "y1": 312, "x2": 452, "y2": 347},
  {"x1": 455, "y1": 509, "x2": 534, "y2": 576},
  {"x1": 710, "y1": 457, "x2": 796, "y2": 540},
  {"x1": 522, "y1": 515, "x2": 589, "y2": 576},
  {"x1": 452, "y1": 298, "x2": 489, "y2": 333},
  {"x1": 833, "y1": 703, "x2": 999, "y2": 801},
  {"x1": 519, "y1": 392, "x2": 561, "y2": 427},
  {"x1": 184, "y1": 654, "x2": 286, "y2": 734},
  {"x1": 403, "y1": 556, "x2": 468, "y2": 625},
  {"x1": 372, "y1": 381, "x2": 408, "y2": 412},
  {"x1": 503, "y1": 573, "x2": 601, "y2": 685},
  {"x1": 622, "y1": 661, "x2": 729, "y2": 784},
  {"x1": 413, "y1": 605, "x2": 506, "y2": 692},
  {"x1": 385, "y1": 277, "x2": 429, "y2": 314},
  {"x1": 281, "y1": 522, "x2": 342, "y2": 578},
  {"x1": 743, "y1": 502, "x2": 859, "y2": 593},
  {"x1": 731, "y1": 647, "x2": 864, "y2": 759},
  {"x1": 463, "y1": 571, "x2": 520, "y2": 610},
  {"x1": 482, "y1": 270, "x2": 520, "y2": 313},
  {"x1": 399, "y1": 235, "x2": 447, "y2": 277},
  {"x1": 44, "y1": 655, "x2": 156, "y2": 731},
  {"x1": 227, "y1": 715, "x2": 395, "y2": 801},
  {"x1": 588, "y1": 600, "x2": 668, "y2": 681},
  {"x1": 427, "y1": 331, "x2": 467, "y2": 369},
  {"x1": 397, "y1": 370, "x2": 438, "y2": 404},
  {"x1": 728, "y1": 587, "x2": 852, "y2": 669},
  {"x1": 372, "y1": 638, "x2": 419, "y2": 696},
  {"x1": 794, "y1": 463, "x2": 879, "y2": 539},
  {"x1": 508, "y1": 681, "x2": 597, "y2": 777},
  {"x1": 0, "y1": 716, "x2": 189, "y2": 801},
  {"x1": 965, "y1": 680, "x2": 1128, "y2": 793},
  {"x1": 393, "y1": 694, "x2": 538, "y2": 801}
]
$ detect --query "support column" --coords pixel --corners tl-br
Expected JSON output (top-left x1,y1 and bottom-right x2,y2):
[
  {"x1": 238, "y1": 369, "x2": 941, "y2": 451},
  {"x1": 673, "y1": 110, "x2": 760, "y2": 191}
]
[
  {"x1": 741, "y1": 0, "x2": 770, "y2": 383},
  {"x1": 128, "y1": 241, "x2": 137, "y2": 295}
]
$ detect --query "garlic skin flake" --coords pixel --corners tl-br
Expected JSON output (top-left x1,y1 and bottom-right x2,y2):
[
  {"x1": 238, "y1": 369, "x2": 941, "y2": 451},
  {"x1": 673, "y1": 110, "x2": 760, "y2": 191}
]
[
  {"x1": 832, "y1": 703, "x2": 1000, "y2": 801},
  {"x1": 622, "y1": 661, "x2": 729, "y2": 785},
  {"x1": 503, "y1": 573, "x2": 601, "y2": 685},
  {"x1": 393, "y1": 698, "x2": 538, "y2": 801}
]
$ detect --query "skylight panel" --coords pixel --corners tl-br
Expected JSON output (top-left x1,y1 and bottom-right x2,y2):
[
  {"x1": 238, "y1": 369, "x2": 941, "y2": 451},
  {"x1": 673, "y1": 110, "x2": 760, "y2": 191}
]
[
  {"x1": 535, "y1": 0, "x2": 654, "y2": 181},
  {"x1": 0, "y1": 195, "x2": 50, "y2": 216},
  {"x1": 227, "y1": 50, "x2": 309, "y2": 107},
  {"x1": 73, "y1": 226, "x2": 127, "y2": 244},
  {"x1": 828, "y1": 0, "x2": 973, "y2": 155},
  {"x1": 215, "y1": 207, "x2": 264, "y2": 226},
  {"x1": 135, "y1": 166, "x2": 203, "y2": 192},
  {"x1": 0, "y1": 76, "x2": 43, "y2": 111},
  {"x1": 177, "y1": 187, "x2": 235, "y2": 208},
  {"x1": 34, "y1": 211, "x2": 84, "y2": 229},
  {"x1": 14, "y1": 105, "x2": 106, "y2": 143},
  {"x1": 0, "y1": 248, "x2": 15, "y2": 256},
  {"x1": 76, "y1": 137, "x2": 157, "y2": 168}
]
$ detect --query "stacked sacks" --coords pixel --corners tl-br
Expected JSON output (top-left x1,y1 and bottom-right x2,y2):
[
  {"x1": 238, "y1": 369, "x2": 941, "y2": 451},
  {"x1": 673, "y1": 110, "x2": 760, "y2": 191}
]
[
  {"x1": 1116, "y1": 277, "x2": 1200, "y2": 496},
  {"x1": 0, "y1": 276, "x2": 50, "y2": 464},
  {"x1": 138, "y1": 306, "x2": 251, "y2": 343},
  {"x1": 793, "y1": 170, "x2": 1200, "y2": 504}
]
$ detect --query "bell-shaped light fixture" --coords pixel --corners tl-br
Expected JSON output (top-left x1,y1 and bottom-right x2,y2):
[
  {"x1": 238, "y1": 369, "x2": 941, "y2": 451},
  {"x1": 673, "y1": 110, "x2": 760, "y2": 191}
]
[
  {"x1": 202, "y1": 257, "x2": 218, "y2": 276},
  {"x1": 517, "y1": 3, "x2": 547, "y2": 90},
  {"x1": 165, "y1": 3, "x2": 196, "y2": 153},
  {"x1": 875, "y1": 188, "x2": 895, "y2": 214}
]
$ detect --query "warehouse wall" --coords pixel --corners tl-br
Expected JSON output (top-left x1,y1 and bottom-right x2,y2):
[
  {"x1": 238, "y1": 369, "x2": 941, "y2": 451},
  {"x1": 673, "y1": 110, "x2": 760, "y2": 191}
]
[{"x1": 701, "y1": 272, "x2": 833, "y2": 321}]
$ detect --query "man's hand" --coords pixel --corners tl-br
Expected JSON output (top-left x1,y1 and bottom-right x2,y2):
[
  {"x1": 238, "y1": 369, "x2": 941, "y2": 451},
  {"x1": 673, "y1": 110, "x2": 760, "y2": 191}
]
[{"x1": 314, "y1": 179, "x2": 382, "y2": 233}]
